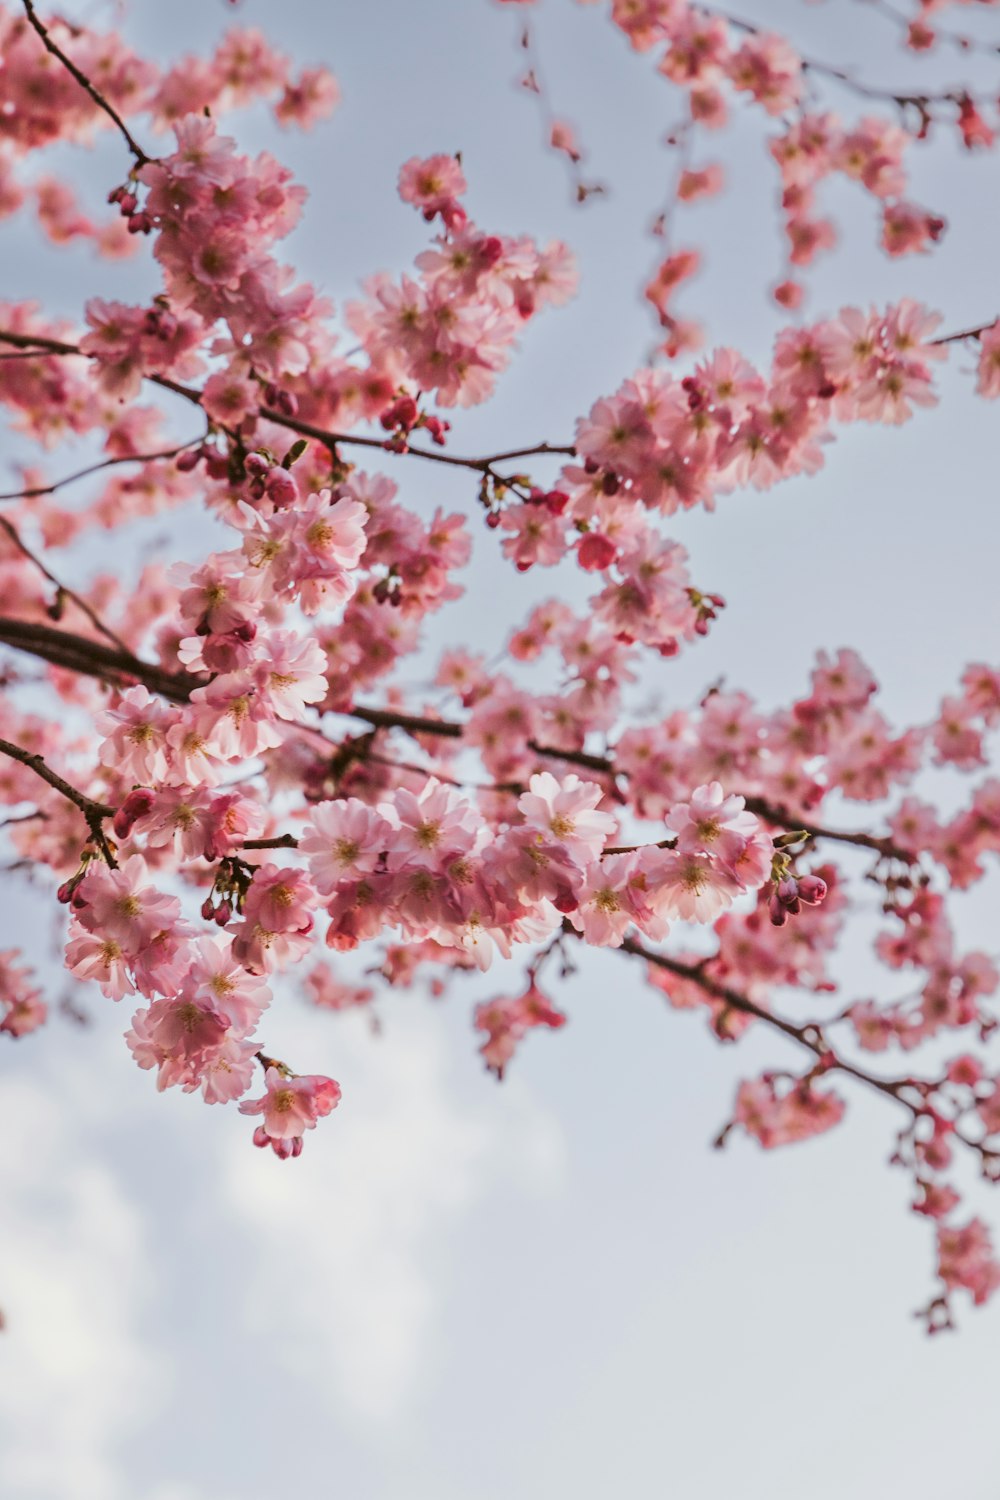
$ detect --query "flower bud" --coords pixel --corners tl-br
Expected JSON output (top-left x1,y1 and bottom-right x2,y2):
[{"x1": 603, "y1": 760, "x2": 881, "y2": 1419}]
[
  {"x1": 205, "y1": 453, "x2": 231, "y2": 481},
  {"x1": 577, "y1": 533, "x2": 617, "y2": 572},
  {"x1": 797, "y1": 874, "x2": 828, "y2": 906},
  {"x1": 265, "y1": 469, "x2": 298, "y2": 508},
  {"x1": 112, "y1": 787, "x2": 156, "y2": 840}
]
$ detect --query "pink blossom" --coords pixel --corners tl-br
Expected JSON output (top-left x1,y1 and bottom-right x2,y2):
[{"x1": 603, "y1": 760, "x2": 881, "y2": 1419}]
[
  {"x1": 397, "y1": 154, "x2": 467, "y2": 226},
  {"x1": 96, "y1": 686, "x2": 172, "y2": 783},
  {"x1": 382, "y1": 778, "x2": 484, "y2": 868},
  {"x1": 239, "y1": 1065, "x2": 341, "y2": 1155},
  {"x1": 183, "y1": 936, "x2": 271, "y2": 1032},
  {"x1": 517, "y1": 771, "x2": 616, "y2": 862},
  {"x1": 663, "y1": 781, "x2": 760, "y2": 866},
  {"x1": 300, "y1": 798, "x2": 395, "y2": 892}
]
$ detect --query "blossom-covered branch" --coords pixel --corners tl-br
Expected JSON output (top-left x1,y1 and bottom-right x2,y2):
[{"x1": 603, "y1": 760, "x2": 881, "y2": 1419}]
[{"x1": 4, "y1": 0, "x2": 1000, "y2": 1323}]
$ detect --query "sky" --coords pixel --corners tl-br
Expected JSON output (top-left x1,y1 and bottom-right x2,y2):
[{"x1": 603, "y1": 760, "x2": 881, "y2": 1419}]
[{"x1": 3, "y1": 1, "x2": 1000, "y2": 1496}]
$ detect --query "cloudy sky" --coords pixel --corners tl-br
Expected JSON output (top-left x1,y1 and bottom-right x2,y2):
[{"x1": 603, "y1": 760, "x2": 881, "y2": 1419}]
[{"x1": 3, "y1": 1, "x2": 1000, "y2": 1496}]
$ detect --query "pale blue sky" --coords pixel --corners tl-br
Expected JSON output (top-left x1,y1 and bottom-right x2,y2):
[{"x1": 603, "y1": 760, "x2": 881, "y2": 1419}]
[{"x1": 3, "y1": 2, "x2": 1000, "y2": 1497}]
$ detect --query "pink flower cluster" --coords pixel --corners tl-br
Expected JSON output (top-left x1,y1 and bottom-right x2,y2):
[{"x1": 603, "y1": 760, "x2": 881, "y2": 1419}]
[
  {"x1": 300, "y1": 773, "x2": 770, "y2": 964},
  {"x1": 475, "y1": 984, "x2": 567, "y2": 1078},
  {"x1": 734, "y1": 1075, "x2": 847, "y2": 1149},
  {"x1": 6, "y1": 0, "x2": 1000, "y2": 1318},
  {"x1": 348, "y1": 164, "x2": 576, "y2": 409},
  {"x1": 240, "y1": 1066, "x2": 341, "y2": 1158}
]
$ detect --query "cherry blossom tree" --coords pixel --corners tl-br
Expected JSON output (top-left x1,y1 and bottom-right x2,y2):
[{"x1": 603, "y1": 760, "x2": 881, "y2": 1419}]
[{"x1": 3, "y1": 0, "x2": 1000, "y2": 1334}]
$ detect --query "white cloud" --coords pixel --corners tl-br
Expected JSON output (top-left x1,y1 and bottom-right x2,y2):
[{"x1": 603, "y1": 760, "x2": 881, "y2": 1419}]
[
  {"x1": 222, "y1": 1010, "x2": 564, "y2": 1424},
  {"x1": 0, "y1": 1067, "x2": 159, "y2": 1500}
]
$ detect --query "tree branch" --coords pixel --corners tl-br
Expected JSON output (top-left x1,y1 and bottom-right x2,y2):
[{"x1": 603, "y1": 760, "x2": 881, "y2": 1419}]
[
  {"x1": 0, "y1": 440, "x2": 204, "y2": 504},
  {"x1": 0, "y1": 617, "x2": 914, "y2": 862},
  {"x1": 0, "y1": 616, "x2": 200, "y2": 702},
  {"x1": 707, "y1": 3, "x2": 993, "y2": 109},
  {"x1": 0, "y1": 330, "x2": 575, "y2": 483},
  {"x1": 20, "y1": 0, "x2": 155, "y2": 166},
  {"x1": 0, "y1": 735, "x2": 115, "y2": 862},
  {"x1": 617, "y1": 932, "x2": 914, "y2": 1109},
  {"x1": 0, "y1": 515, "x2": 131, "y2": 653}
]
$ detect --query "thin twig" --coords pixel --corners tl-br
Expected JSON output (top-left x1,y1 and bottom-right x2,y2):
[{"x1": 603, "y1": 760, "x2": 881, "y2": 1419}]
[
  {"x1": 0, "y1": 735, "x2": 115, "y2": 863},
  {"x1": 0, "y1": 441, "x2": 204, "y2": 503},
  {"x1": 20, "y1": 0, "x2": 154, "y2": 166},
  {"x1": 0, "y1": 514, "x2": 131, "y2": 653}
]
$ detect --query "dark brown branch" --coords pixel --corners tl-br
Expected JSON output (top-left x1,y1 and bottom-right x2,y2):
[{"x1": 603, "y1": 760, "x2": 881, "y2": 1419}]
[
  {"x1": 0, "y1": 515, "x2": 130, "y2": 653},
  {"x1": 616, "y1": 933, "x2": 1000, "y2": 1183},
  {"x1": 0, "y1": 616, "x2": 201, "y2": 702},
  {"x1": 617, "y1": 932, "x2": 914, "y2": 1110},
  {"x1": 0, "y1": 618, "x2": 913, "y2": 862},
  {"x1": 931, "y1": 321, "x2": 995, "y2": 346},
  {"x1": 0, "y1": 330, "x2": 84, "y2": 359},
  {"x1": 0, "y1": 735, "x2": 115, "y2": 862},
  {"x1": 20, "y1": 0, "x2": 154, "y2": 166},
  {"x1": 0, "y1": 331, "x2": 574, "y2": 483},
  {"x1": 258, "y1": 406, "x2": 576, "y2": 477},
  {"x1": 0, "y1": 441, "x2": 203, "y2": 503},
  {"x1": 708, "y1": 4, "x2": 992, "y2": 108},
  {"x1": 742, "y1": 795, "x2": 911, "y2": 863}
]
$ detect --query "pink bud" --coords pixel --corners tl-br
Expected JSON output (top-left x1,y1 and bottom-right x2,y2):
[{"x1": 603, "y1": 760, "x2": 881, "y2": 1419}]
[
  {"x1": 577, "y1": 533, "x2": 617, "y2": 572},
  {"x1": 112, "y1": 787, "x2": 156, "y2": 840},
  {"x1": 773, "y1": 279, "x2": 803, "y2": 310},
  {"x1": 797, "y1": 874, "x2": 828, "y2": 906},
  {"x1": 265, "y1": 470, "x2": 298, "y2": 508}
]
